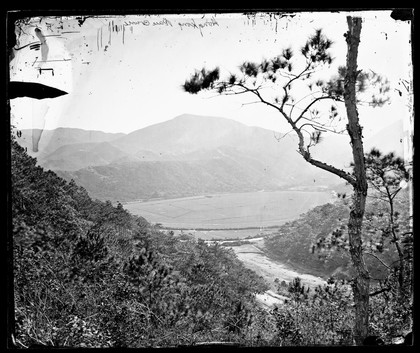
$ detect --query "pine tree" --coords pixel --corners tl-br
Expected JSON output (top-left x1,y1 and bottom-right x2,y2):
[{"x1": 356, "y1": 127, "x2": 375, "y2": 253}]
[{"x1": 182, "y1": 16, "x2": 391, "y2": 345}]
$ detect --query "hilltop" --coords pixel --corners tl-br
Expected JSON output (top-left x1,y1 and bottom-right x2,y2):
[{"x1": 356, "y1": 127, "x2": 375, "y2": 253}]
[{"x1": 15, "y1": 114, "x2": 406, "y2": 202}]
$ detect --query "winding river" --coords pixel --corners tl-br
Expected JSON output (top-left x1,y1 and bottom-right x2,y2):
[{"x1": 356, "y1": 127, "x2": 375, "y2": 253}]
[{"x1": 224, "y1": 237, "x2": 326, "y2": 308}]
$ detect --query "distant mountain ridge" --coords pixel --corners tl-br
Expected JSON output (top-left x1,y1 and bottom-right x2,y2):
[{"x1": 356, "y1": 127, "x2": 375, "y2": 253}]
[
  {"x1": 111, "y1": 114, "x2": 253, "y2": 155},
  {"x1": 16, "y1": 127, "x2": 126, "y2": 161},
  {"x1": 39, "y1": 141, "x2": 128, "y2": 171},
  {"x1": 14, "y1": 114, "x2": 406, "y2": 202}
]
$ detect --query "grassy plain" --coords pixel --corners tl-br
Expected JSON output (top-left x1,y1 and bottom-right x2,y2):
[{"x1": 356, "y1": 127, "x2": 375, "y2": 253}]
[
  {"x1": 170, "y1": 229, "x2": 272, "y2": 240},
  {"x1": 124, "y1": 190, "x2": 333, "y2": 232}
]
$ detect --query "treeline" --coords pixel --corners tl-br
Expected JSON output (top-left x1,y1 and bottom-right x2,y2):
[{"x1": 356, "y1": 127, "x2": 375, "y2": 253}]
[
  {"x1": 56, "y1": 158, "x2": 277, "y2": 203},
  {"x1": 11, "y1": 138, "x2": 271, "y2": 348},
  {"x1": 265, "y1": 202, "x2": 353, "y2": 279},
  {"x1": 264, "y1": 194, "x2": 411, "y2": 281}
]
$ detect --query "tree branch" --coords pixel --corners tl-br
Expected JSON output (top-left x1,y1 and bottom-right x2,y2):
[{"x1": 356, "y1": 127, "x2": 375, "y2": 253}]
[
  {"x1": 364, "y1": 251, "x2": 390, "y2": 270},
  {"x1": 300, "y1": 122, "x2": 328, "y2": 132},
  {"x1": 289, "y1": 90, "x2": 324, "y2": 118},
  {"x1": 274, "y1": 129, "x2": 295, "y2": 142},
  {"x1": 247, "y1": 84, "x2": 357, "y2": 186},
  {"x1": 299, "y1": 119, "x2": 346, "y2": 134},
  {"x1": 279, "y1": 62, "x2": 314, "y2": 111},
  {"x1": 369, "y1": 286, "x2": 391, "y2": 297},
  {"x1": 235, "y1": 82, "x2": 284, "y2": 115},
  {"x1": 300, "y1": 155, "x2": 356, "y2": 185},
  {"x1": 293, "y1": 95, "x2": 334, "y2": 124},
  {"x1": 286, "y1": 62, "x2": 312, "y2": 87},
  {"x1": 224, "y1": 82, "x2": 355, "y2": 185}
]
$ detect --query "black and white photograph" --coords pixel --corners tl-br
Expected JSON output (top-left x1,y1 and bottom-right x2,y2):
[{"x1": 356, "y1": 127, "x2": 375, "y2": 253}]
[{"x1": 7, "y1": 9, "x2": 414, "y2": 348}]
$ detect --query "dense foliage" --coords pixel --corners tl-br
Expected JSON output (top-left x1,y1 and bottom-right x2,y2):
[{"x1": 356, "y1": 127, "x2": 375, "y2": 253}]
[
  {"x1": 57, "y1": 158, "x2": 276, "y2": 202},
  {"x1": 264, "y1": 190, "x2": 411, "y2": 281},
  {"x1": 264, "y1": 189, "x2": 413, "y2": 343},
  {"x1": 11, "y1": 138, "x2": 269, "y2": 348},
  {"x1": 272, "y1": 277, "x2": 354, "y2": 345},
  {"x1": 264, "y1": 202, "x2": 352, "y2": 278}
]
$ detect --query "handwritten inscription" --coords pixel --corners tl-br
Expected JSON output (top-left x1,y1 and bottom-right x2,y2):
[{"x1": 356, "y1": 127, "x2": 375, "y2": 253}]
[
  {"x1": 153, "y1": 18, "x2": 173, "y2": 27},
  {"x1": 123, "y1": 17, "x2": 219, "y2": 36},
  {"x1": 178, "y1": 17, "x2": 219, "y2": 36}
]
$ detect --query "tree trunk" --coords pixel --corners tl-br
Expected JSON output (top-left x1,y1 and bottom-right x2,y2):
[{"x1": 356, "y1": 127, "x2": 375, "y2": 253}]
[
  {"x1": 387, "y1": 192, "x2": 406, "y2": 295},
  {"x1": 343, "y1": 16, "x2": 370, "y2": 346}
]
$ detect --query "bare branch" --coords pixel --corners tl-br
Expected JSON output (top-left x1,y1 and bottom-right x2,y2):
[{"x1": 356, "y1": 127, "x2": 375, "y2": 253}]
[
  {"x1": 286, "y1": 62, "x2": 313, "y2": 87},
  {"x1": 277, "y1": 70, "x2": 298, "y2": 79},
  {"x1": 279, "y1": 62, "x2": 315, "y2": 111},
  {"x1": 250, "y1": 85, "x2": 356, "y2": 186},
  {"x1": 298, "y1": 117, "x2": 347, "y2": 134},
  {"x1": 366, "y1": 194, "x2": 390, "y2": 203},
  {"x1": 294, "y1": 95, "x2": 334, "y2": 124},
  {"x1": 300, "y1": 122, "x2": 327, "y2": 132},
  {"x1": 274, "y1": 129, "x2": 295, "y2": 142},
  {"x1": 369, "y1": 286, "x2": 391, "y2": 297},
  {"x1": 289, "y1": 90, "x2": 325, "y2": 118},
  {"x1": 364, "y1": 251, "x2": 391, "y2": 270},
  {"x1": 235, "y1": 82, "x2": 285, "y2": 116},
  {"x1": 300, "y1": 127, "x2": 313, "y2": 139}
]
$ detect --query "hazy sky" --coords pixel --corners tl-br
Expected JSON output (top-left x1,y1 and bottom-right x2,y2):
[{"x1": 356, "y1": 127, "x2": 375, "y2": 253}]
[{"x1": 10, "y1": 10, "x2": 412, "y2": 138}]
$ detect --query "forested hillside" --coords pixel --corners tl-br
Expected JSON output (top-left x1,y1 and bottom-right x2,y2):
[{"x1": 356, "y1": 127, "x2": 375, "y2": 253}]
[
  {"x1": 10, "y1": 137, "x2": 271, "y2": 348},
  {"x1": 264, "y1": 202, "x2": 352, "y2": 278},
  {"x1": 56, "y1": 156, "x2": 285, "y2": 202},
  {"x1": 264, "y1": 193, "x2": 412, "y2": 281}
]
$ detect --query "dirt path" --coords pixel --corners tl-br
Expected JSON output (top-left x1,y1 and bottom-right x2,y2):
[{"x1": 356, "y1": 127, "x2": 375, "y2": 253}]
[{"x1": 229, "y1": 239, "x2": 326, "y2": 293}]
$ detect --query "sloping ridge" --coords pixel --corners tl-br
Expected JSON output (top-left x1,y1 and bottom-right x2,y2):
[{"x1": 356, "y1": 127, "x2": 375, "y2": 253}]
[
  {"x1": 111, "y1": 113, "x2": 290, "y2": 155},
  {"x1": 52, "y1": 114, "x2": 342, "y2": 201},
  {"x1": 20, "y1": 113, "x2": 405, "y2": 202},
  {"x1": 38, "y1": 141, "x2": 129, "y2": 171}
]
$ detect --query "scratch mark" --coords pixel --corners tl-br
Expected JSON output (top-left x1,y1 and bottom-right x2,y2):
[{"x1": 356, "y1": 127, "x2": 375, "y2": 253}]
[
  {"x1": 108, "y1": 21, "x2": 111, "y2": 45},
  {"x1": 45, "y1": 22, "x2": 54, "y2": 31},
  {"x1": 38, "y1": 58, "x2": 71, "y2": 62},
  {"x1": 34, "y1": 28, "x2": 48, "y2": 62}
]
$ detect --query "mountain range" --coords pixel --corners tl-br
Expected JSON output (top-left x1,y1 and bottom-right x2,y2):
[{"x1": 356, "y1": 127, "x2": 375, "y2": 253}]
[{"x1": 14, "y1": 114, "x2": 406, "y2": 202}]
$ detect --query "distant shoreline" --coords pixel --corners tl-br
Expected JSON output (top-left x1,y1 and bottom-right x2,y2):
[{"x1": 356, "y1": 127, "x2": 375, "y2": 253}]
[{"x1": 122, "y1": 188, "x2": 334, "y2": 205}]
